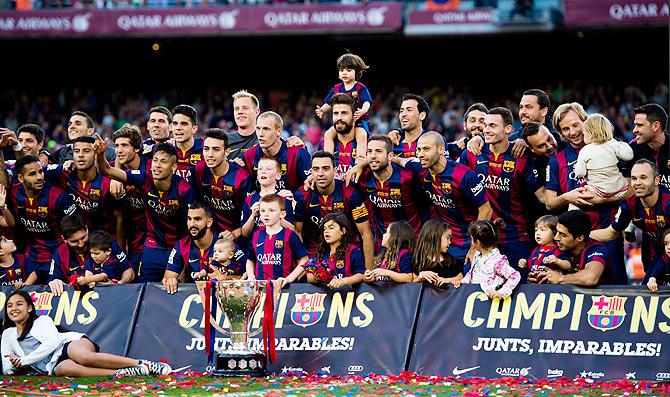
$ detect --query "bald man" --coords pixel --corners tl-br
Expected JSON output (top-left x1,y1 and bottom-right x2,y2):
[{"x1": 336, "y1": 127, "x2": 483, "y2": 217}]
[{"x1": 397, "y1": 131, "x2": 492, "y2": 265}]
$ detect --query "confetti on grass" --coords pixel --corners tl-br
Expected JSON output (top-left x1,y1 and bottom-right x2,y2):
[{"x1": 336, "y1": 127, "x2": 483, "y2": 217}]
[{"x1": 0, "y1": 371, "x2": 668, "y2": 396}]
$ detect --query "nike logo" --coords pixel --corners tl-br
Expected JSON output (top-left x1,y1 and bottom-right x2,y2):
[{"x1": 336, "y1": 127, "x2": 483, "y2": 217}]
[
  {"x1": 201, "y1": 183, "x2": 211, "y2": 187},
  {"x1": 568, "y1": 160, "x2": 577, "y2": 166},
  {"x1": 452, "y1": 366, "x2": 480, "y2": 376},
  {"x1": 69, "y1": 266, "x2": 80, "y2": 272},
  {"x1": 309, "y1": 204, "x2": 320, "y2": 208},
  {"x1": 148, "y1": 192, "x2": 158, "y2": 197},
  {"x1": 188, "y1": 259, "x2": 199, "y2": 263},
  {"x1": 633, "y1": 218, "x2": 643, "y2": 222},
  {"x1": 476, "y1": 160, "x2": 488, "y2": 165},
  {"x1": 257, "y1": 243, "x2": 263, "y2": 247}
]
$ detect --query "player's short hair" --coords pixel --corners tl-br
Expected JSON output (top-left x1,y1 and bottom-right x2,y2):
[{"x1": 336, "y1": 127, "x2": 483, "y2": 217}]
[
  {"x1": 60, "y1": 214, "x2": 87, "y2": 239},
  {"x1": 258, "y1": 155, "x2": 282, "y2": 172},
  {"x1": 17, "y1": 124, "x2": 45, "y2": 144},
  {"x1": 464, "y1": 103, "x2": 488, "y2": 121},
  {"x1": 336, "y1": 53, "x2": 370, "y2": 80},
  {"x1": 232, "y1": 90, "x2": 260, "y2": 109},
  {"x1": 583, "y1": 113, "x2": 614, "y2": 144},
  {"x1": 258, "y1": 111, "x2": 283, "y2": 130},
  {"x1": 152, "y1": 142, "x2": 178, "y2": 160},
  {"x1": 88, "y1": 230, "x2": 113, "y2": 252},
  {"x1": 71, "y1": 111, "x2": 95, "y2": 130},
  {"x1": 188, "y1": 201, "x2": 213, "y2": 218},
  {"x1": 520, "y1": 121, "x2": 544, "y2": 143},
  {"x1": 171, "y1": 104, "x2": 198, "y2": 125},
  {"x1": 368, "y1": 134, "x2": 393, "y2": 154},
  {"x1": 488, "y1": 107, "x2": 514, "y2": 128},
  {"x1": 557, "y1": 210, "x2": 592, "y2": 240},
  {"x1": 535, "y1": 215, "x2": 558, "y2": 234},
  {"x1": 71, "y1": 136, "x2": 96, "y2": 145},
  {"x1": 311, "y1": 151, "x2": 336, "y2": 168},
  {"x1": 15, "y1": 155, "x2": 40, "y2": 175},
  {"x1": 259, "y1": 194, "x2": 285, "y2": 211},
  {"x1": 633, "y1": 158, "x2": 659, "y2": 178},
  {"x1": 204, "y1": 128, "x2": 229, "y2": 149},
  {"x1": 634, "y1": 103, "x2": 668, "y2": 131},
  {"x1": 329, "y1": 93, "x2": 356, "y2": 114},
  {"x1": 523, "y1": 88, "x2": 550, "y2": 109},
  {"x1": 113, "y1": 123, "x2": 143, "y2": 150},
  {"x1": 149, "y1": 106, "x2": 172, "y2": 123},
  {"x1": 553, "y1": 102, "x2": 588, "y2": 131},
  {"x1": 401, "y1": 94, "x2": 430, "y2": 129}
]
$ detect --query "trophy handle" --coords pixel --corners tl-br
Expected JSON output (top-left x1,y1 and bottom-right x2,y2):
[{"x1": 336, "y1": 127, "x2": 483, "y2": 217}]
[
  {"x1": 208, "y1": 315, "x2": 230, "y2": 336},
  {"x1": 195, "y1": 281, "x2": 231, "y2": 336}
]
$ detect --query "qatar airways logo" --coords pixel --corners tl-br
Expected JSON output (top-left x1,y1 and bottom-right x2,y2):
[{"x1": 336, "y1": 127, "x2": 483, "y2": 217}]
[
  {"x1": 427, "y1": 191, "x2": 455, "y2": 209},
  {"x1": 263, "y1": 6, "x2": 388, "y2": 28},
  {"x1": 203, "y1": 195, "x2": 235, "y2": 212},
  {"x1": 258, "y1": 253, "x2": 282, "y2": 266},
  {"x1": 478, "y1": 174, "x2": 510, "y2": 192},
  {"x1": 0, "y1": 13, "x2": 91, "y2": 32},
  {"x1": 116, "y1": 10, "x2": 238, "y2": 31},
  {"x1": 609, "y1": 2, "x2": 669, "y2": 21},
  {"x1": 369, "y1": 195, "x2": 401, "y2": 209}
]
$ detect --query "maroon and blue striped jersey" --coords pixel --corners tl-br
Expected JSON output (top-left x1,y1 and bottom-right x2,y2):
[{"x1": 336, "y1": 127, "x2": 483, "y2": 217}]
[
  {"x1": 575, "y1": 239, "x2": 611, "y2": 285},
  {"x1": 44, "y1": 164, "x2": 121, "y2": 235},
  {"x1": 318, "y1": 138, "x2": 358, "y2": 180},
  {"x1": 293, "y1": 179, "x2": 369, "y2": 252},
  {"x1": 460, "y1": 145, "x2": 537, "y2": 244},
  {"x1": 0, "y1": 253, "x2": 27, "y2": 285},
  {"x1": 242, "y1": 141, "x2": 311, "y2": 191},
  {"x1": 249, "y1": 228, "x2": 308, "y2": 280},
  {"x1": 623, "y1": 132, "x2": 670, "y2": 190},
  {"x1": 123, "y1": 156, "x2": 151, "y2": 256},
  {"x1": 10, "y1": 182, "x2": 76, "y2": 265},
  {"x1": 167, "y1": 235, "x2": 217, "y2": 280},
  {"x1": 527, "y1": 244, "x2": 568, "y2": 274},
  {"x1": 241, "y1": 191, "x2": 295, "y2": 235},
  {"x1": 356, "y1": 163, "x2": 427, "y2": 250},
  {"x1": 83, "y1": 245, "x2": 130, "y2": 281},
  {"x1": 125, "y1": 170, "x2": 197, "y2": 249},
  {"x1": 324, "y1": 82, "x2": 372, "y2": 121},
  {"x1": 174, "y1": 138, "x2": 203, "y2": 183},
  {"x1": 405, "y1": 158, "x2": 487, "y2": 248},
  {"x1": 611, "y1": 186, "x2": 670, "y2": 268},
  {"x1": 321, "y1": 245, "x2": 365, "y2": 278},
  {"x1": 194, "y1": 162, "x2": 253, "y2": 233},
  {"x1": 49, "y1": 239, "x2": 125, "y2": 282}
]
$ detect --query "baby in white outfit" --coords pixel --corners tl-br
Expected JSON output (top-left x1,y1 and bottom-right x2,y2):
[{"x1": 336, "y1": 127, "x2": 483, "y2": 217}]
[{"x1": 570, "y1": 113, "x2": 632, "y2": 210}]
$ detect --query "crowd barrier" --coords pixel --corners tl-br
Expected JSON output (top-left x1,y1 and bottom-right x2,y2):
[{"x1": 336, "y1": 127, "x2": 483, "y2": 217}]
[{"x1": 0, "y1": 283, "x2": 667, "y2": 380}]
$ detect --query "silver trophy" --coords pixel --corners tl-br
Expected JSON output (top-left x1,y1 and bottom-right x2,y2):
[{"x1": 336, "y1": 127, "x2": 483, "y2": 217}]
[{"x1": 197, "y1": 279, "x2": 272, "y2": 377}]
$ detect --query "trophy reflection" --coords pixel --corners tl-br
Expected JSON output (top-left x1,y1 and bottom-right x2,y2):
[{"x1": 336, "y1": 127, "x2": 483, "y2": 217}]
[{"x1": 197, "y1": 279, "x2": 273, "y2": 377}]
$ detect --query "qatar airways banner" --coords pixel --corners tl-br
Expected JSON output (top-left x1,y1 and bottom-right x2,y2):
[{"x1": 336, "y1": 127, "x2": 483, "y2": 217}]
[
  {"x1": 0, "y1": 2, "x2": 401, "y2": 37},
  {"x1": 405, "y1": 8, "x2": 496, "y2": 35},
  {"x1": 564, "y1": 0, "x2": 669, "y2": 27}
]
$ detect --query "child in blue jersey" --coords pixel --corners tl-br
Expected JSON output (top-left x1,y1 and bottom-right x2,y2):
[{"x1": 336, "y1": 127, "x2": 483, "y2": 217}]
[
  {"x1": 245, "y1": 194, "x2": 308, "y2": 287},
  {"x1": 518, "y1": 215, "x2": 572, "y2": 283},
  {"x1": 365, "y1": 221, "x2": 415, "y2": 284},
  {"x1": 308, "y1": 212, "x2": 365, "y2": 288},
  {"x1": 647, "y1": 228, "x2": 670, "y2": 292},
  {"x1": 0, "y1": 236, "x2": 36, "y2": 288},
  {"x1": 316, "y1": 53, "x2": 371, "y2": 162},
  {"x1": 193, "y1": 238, "x2": 242, "y2": 280},
  {"x1": 78, "y1": 231, "x2": 134, "y2": 287},
  {"x1": 412, "y1": 220, "x2": 462, "y2": 287}
]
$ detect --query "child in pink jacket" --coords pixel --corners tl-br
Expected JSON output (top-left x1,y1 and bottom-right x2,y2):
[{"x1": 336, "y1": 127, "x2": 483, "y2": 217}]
[{"x1": 460, "y1": 220, "x2": 521, "y2": 299}]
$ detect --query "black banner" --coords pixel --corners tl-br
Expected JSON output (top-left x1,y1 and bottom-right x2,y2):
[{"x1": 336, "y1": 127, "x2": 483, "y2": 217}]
[
  {"x1": 409, "y1": 284, "x2": 670, "y2": 381},
  {"x1": 0, "y1": 285, "x2": 144, "y2": 356},
  {"x1": 128, "y1": 283, "x2": 421, "y2": 374}
]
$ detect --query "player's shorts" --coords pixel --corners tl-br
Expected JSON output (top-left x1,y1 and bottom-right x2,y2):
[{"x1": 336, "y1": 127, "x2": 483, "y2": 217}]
[
  {"x1": 356, "y1": 119, "x2": 371, "y2": 134},
  {"x1": 137, "y1": 246, "x2": 171, "y2": 283}
]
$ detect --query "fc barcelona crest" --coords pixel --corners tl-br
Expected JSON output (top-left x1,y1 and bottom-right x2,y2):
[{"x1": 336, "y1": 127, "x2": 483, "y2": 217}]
[
  {"x1": 290, "y1": 292, "x2": 326, "y2": 327},
  {"x1": 333, "y1": 202, "x2": 345, "y2": 211},
  {"x1": 336, "y1": 259, "x2": 345, "y2": 269},
  {"x1": 587, "y1": 295, "x2": 627, "y2": 332},
  {"x1": 275, "y1": 239, "x2": 284, "y2": 249},
  {"x1": 223, "y1": 185, "x2": 234, "y2": 196},
  {"x1": 390, "y1": 188, "x2": 401, "y2": 199},
  {"x1": 441, "y1": 182, "x2": 452, "y2": 194},
  {"x1": 88, "y1": 188, "x2": 101, "y2": 200},
  {"x1": 657, "y1": 215, "x2": 666, "y2": 228},
  {"x1": 30, "y1": 291, "x2": 54, "y2": 316},
  {"x1": 190, "y1": 153, "x2": 202, "y2": 166},
  {"x1": 38, "y1": 206, "x2": 49, "y2": 218},
  {"x1": 168, "y1": 199, "x2": 180, "y2": 209},
  {"x1": 503, "y1": 160, "x2": 515, "y2": 173}
]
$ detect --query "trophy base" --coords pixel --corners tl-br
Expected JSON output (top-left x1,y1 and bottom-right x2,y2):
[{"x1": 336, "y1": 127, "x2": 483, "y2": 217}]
[{"x1": 211, "y1": 350, "x2": 267, "y2": 377}]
